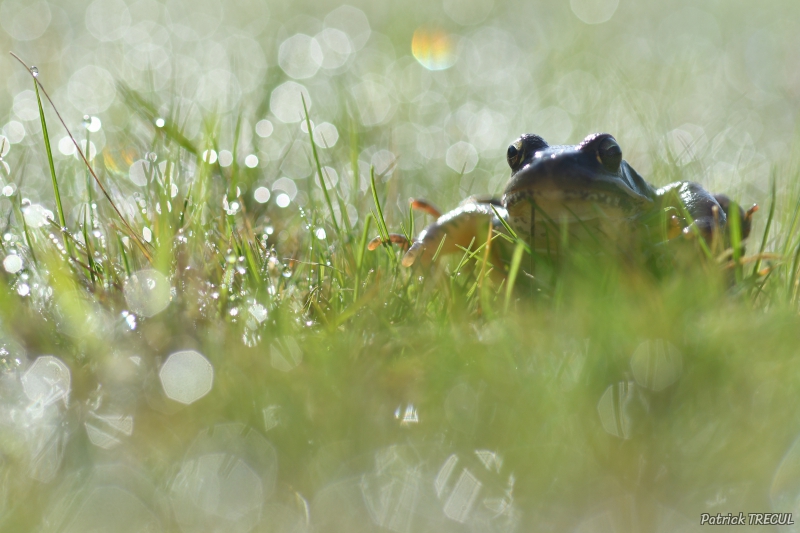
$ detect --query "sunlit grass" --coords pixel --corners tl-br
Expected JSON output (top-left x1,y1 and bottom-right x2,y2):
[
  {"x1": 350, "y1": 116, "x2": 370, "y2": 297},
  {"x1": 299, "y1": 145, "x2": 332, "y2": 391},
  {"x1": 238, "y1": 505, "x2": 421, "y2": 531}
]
[{"x1": 2, "y1": 7, "x2": 800, "y2": 531}]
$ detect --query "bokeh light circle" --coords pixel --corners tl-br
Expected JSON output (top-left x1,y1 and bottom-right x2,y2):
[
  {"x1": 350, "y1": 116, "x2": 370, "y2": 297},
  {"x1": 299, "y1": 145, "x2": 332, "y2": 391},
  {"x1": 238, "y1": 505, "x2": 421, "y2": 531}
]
[
  {"x1": 68, "y1": 66, "x2": 117, "y2": 114},
  {"x1": 85, "y1": 0, "x2": 131, "y2": 42},
  {"x1": 446, "y1": 142, "x2": 479, "y2": 173},
  {"x1": 278, "y1": 34, "x2": 323, "y2": 80},
  {"x1": 313, "y1": 122, "x2": 339, "y2": 148},
  {"x1": 270, "y1": 82, "x2": 311, "y2": 124},
  {"x1": 443, "y1": 0, "x2": 495, "y2": 26},
  {"x1": 0, "y1": 0, "x2": 51, "y2": 41},
  {"x1": 124, "y1": 269, "x2": 171, "y2": 318},
  {"x1": 324, "y1": 5, "x2": 371, "y2": 51},
  {"x1": 159, "y1": 350, "x2": 214, "y2": 405},
  {"x1": 570, "y1": 0, "x2": 619, "y2": 24},
  {"x1": 412, "y1": 27, "x2": 457, "y2": 71}
]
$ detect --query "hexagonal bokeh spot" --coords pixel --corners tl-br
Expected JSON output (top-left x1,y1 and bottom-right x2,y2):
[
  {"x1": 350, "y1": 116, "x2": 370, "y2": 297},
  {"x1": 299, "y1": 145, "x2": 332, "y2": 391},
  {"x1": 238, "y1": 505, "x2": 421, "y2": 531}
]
[
  {"x1": 123, "y1": 269, "x2": 171, "y2": 317},
  {"x1": 159, "y1": 350, "x2": 213, "y2": 405},
  {"x1": 21, "y1": 355, "x2": 71, "y2": 406}
]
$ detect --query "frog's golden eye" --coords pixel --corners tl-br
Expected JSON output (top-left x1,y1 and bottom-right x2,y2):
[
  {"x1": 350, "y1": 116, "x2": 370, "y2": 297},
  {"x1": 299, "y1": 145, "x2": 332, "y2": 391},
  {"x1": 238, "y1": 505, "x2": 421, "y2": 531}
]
[
  {"x1": 507, "y1": 141, "x2": 523, "y2": 168},
  {"x1": 597, "y1": 137, "x2": 622, "y2": 172}
]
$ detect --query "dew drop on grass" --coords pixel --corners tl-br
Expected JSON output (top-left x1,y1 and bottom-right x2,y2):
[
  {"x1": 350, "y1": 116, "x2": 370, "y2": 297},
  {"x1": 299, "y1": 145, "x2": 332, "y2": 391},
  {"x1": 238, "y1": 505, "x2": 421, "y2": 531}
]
[
  {"x1": 30, "y1": 66, "x2": 38, "y2": 77},
  {"x1": 155, "y1": 117, "x2": 165, "y2": 128},
  {"x1": 87, "y1": 116, "x2": 101, "y2": 132}
]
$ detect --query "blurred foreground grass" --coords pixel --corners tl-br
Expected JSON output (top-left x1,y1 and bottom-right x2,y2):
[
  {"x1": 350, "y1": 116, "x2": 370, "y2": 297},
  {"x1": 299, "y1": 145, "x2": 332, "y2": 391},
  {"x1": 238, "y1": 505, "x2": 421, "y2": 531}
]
[{"x1": 2, "y1": 0, "x2": 800, "y2": 531}]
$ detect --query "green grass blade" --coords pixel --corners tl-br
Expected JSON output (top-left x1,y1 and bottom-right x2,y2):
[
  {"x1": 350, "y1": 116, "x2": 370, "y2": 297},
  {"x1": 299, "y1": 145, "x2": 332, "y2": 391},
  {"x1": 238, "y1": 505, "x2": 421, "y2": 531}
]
[
  {"x1": 504, "y1": 241, "x2": 525, "y2": 311},
  {"x1": 33, "y1": 75, "x2": 69, "y2": 255},
  {"x1": 752, "y1": 173, "x2": 776, "y2": 279},
  {"x1": 302, "y1": 95, "x2": 341, "y2": 237}
]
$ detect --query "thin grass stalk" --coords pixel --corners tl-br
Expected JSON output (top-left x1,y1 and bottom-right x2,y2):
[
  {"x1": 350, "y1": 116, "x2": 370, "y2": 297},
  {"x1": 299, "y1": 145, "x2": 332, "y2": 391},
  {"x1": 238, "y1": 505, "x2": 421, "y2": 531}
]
[
  {"x1": 10, "y1": 53, "x2": 153, "y2": 263},
  {"x1": 752, "y1": 174, "x2": 776, "y2": 279},
  {"x1": 504, "y1": 241, "x2": 525, "y2": 312},
  {"x1": 302, "y1": 95, "x2": 341, "y2": 237}
]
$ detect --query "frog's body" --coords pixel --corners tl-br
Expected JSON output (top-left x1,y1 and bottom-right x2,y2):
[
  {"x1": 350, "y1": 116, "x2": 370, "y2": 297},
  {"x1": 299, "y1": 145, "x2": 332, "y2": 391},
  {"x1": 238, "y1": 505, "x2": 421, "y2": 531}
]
[{"x1": 373, "y1": 133, "x2": 755, "y2": 269}]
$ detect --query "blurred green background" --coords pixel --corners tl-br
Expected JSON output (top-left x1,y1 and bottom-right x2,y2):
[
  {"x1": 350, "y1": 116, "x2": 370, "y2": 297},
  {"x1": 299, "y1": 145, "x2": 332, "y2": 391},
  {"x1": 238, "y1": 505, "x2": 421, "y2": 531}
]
[{"x1": 1, "y1": 0, "x2": 800, "y2": 531}]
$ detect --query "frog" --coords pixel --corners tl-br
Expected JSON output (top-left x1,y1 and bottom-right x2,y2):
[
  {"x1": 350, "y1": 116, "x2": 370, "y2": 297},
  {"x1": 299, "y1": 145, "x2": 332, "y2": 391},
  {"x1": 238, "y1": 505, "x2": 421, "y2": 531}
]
[{"x1": 370, "y1": 132, "x2": 757, "y2": 270}]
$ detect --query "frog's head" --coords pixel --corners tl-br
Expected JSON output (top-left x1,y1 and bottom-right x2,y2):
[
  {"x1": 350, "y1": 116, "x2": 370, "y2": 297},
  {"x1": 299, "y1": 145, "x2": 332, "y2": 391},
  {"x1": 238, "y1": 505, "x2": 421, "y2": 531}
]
[{"x1": 501, "y1": 133, "x2": 657, "y2": 250}]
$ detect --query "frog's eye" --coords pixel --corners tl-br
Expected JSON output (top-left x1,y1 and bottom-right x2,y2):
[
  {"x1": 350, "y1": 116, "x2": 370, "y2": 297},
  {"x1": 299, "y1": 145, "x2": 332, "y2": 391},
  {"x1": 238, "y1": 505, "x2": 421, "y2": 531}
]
[
  {"x1": 507, "y1": 141, "x2": 523, "y2": 168},
  {"x1": 597, "y1": 137, "x2": 622, "y2": 172}
]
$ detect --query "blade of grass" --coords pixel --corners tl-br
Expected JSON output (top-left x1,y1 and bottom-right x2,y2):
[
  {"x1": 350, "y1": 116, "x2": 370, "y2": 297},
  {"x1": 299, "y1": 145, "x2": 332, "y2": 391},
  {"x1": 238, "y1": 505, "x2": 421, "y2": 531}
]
[
  {"x1": 10, "y1": 53, "x2": 153, "y2": 263},
  {"x1": 752, "y1": 173, "x2": 776, "y2": 278},
  {"x1": 30, "y1": 67, "x2": 70, "y2": 257},
  {"x1": 302, "y1": 95, "x2": 341, "y2": 237},
  {"x1": 504, "y1": 241, "x2": 525, "y2": 312}
]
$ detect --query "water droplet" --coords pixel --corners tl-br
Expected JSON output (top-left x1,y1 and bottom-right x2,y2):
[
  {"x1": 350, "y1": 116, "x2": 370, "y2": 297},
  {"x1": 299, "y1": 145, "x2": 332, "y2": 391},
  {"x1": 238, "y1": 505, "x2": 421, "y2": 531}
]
[
  {"x1": 147, "y1": 152, "x2": 157, "y2": 162},
  {"x1": 155, "y1": 118, "x2": 165, "y2": 128},
  {"x1": 30, "y1": 66, "x2": 39, "y2": 77},
  {"x1": 82, "y1": 115, "x2": 91, "y2": 127}
]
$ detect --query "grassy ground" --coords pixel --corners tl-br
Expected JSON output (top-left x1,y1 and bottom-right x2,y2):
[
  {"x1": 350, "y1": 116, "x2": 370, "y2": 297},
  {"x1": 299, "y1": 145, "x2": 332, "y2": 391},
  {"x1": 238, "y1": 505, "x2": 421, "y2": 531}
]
[{"x1": 2, "y1": 1, "x2": 800, "y2": 531}]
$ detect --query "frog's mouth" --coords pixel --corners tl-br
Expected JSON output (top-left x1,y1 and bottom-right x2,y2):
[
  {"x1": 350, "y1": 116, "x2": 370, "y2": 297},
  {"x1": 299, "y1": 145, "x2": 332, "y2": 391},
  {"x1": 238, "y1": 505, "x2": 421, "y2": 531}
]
[
  {"x1": 503, "y1": 159, "x2": 653, "y2": 222},
  {"x1": 502, "y1": 157, "x2": 654, "y2": 249}
]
